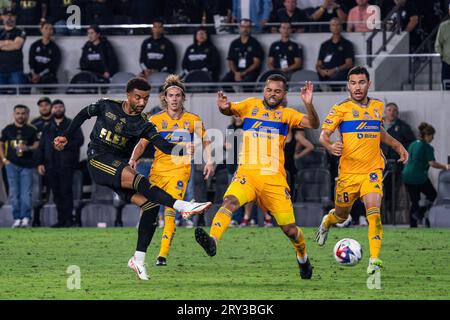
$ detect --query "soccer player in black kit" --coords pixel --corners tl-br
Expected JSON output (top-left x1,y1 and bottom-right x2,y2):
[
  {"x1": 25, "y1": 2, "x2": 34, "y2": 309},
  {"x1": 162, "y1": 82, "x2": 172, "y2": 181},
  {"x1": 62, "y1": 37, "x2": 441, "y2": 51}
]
[{"x1": 54, "y1": 78, "x2": 211, "y2": 280}]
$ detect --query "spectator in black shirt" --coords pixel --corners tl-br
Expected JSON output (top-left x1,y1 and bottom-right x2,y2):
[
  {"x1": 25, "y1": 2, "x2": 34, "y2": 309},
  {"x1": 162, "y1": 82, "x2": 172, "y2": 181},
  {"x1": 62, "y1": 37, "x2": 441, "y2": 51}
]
[
  {"x1": 31, "y1": 96, "x2": 52, "y2": 136},
  {"x1": 36, "y1": 99, "x2": 84, "y2": 227},
  {"x1": 28, "y1": 21, "x2": 60, "y2": 88},
  {"x1": 182, "y1": 27, "x2": 220, "y2": 81},
  {"x1": 84, "y1": 0, "x2": 113, "y2": 26},
  {"x1": 47, "y1": 0, "x2": 83, "y2": 35},
  {"x1": 268, "y1": 22, "x2": 302, "y2": 79},
  {"x1": 79, "y1": 25, "x2": 119, "y2": 83},
  {"x1": 316, "y1": 18, "x2": 354, "y2": 83},
  {"x1": 164, "y1": 0, "x2": 203, "y2": 34},
  {"x1": 390, "y1": 0, "x2": 420, "y2": 52},
  {"x1": 14, "y1": 0, "x2": 47, "y2": 35},
  {"x1": 311, "y1": 0, "x2": 348, "y2": 32},
  {"x1": 221, "y1": 19, "x2": 264, "y2": 92},
  {"x1": 139, "y1": 19, "x2": 176, "y2": 78},
  {"x1": 0, "y1": 105, "x2": 39, "y2": 228},
  {"x1": 0, "y1": 8, "x2": 26, "y2": 94},
  {"x1": 130, "y1": 0, "x2": 162, "y2": 25},
  {"x1": 271, "y1": 0, "x2": 311, "y2": 33}
]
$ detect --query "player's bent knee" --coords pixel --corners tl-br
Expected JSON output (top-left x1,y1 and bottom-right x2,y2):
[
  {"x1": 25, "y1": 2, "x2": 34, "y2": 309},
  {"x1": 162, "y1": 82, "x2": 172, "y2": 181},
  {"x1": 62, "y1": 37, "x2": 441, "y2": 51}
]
[
  {"x1": 222, "y1": 195, "x2": 241, "y2": 211},
  {"x1": 281, "y1": 224, "x2": 298, "y2": 240}
]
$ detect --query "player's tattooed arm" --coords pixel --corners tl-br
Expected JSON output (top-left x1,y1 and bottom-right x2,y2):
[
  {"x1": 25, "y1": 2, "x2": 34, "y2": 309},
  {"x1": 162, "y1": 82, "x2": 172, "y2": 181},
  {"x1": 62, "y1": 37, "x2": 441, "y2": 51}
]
[
  {"x1": 380, "y1": 126, "x2": 409, "y2": 164},
  {"x1": 320, "y1": 128, "x2": 343, "y2": 156}
]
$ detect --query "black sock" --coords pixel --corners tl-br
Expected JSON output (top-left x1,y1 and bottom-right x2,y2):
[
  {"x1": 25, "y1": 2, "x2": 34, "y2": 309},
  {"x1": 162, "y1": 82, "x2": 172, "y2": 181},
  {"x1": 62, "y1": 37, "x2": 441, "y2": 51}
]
[
  {"x1": 136, "y1": 202, "x2": 160, "y2": 252},
  {"x1": 133, "y1": 174, "x2": 176, "y2": 208}
]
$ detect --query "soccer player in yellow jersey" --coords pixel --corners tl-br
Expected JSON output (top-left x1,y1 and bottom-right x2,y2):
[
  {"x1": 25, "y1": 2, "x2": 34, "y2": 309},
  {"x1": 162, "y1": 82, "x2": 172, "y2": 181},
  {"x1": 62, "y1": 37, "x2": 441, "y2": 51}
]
[
  {"x1": 195, "y1": 74, "x2": 320, "y2": 279},
  {"x1": 316, "y1": 66, "x2": 409, "y2": 274},
  {"x1": 129, "y1": 74, "x2": 214, "y2": 267}
]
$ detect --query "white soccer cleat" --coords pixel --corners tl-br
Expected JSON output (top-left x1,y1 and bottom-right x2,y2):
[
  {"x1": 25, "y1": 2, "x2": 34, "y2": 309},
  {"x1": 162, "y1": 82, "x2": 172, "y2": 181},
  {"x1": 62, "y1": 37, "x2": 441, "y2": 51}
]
[
  {"x1": 367, "y1": 258, "x2": 383, "y2": 275},
  {"x1": 128, "y1": 256, "x2": 149, "y2": 280},
  {"x1": 12, "y1": 219, "x2": 21, "y2": 228},
  {"x1": 315, "y1": 214, "x2": 330, "y2": 246},
  {"x1": 359, "y1": 215, "x2": 368, "y2": 226},
  {"x1": 21, "y1": 217, "x2": 30, "y2": 228},
  {"x1": 180, "y1": 201, "x2": 212, "y2": 220},
  {"x1": 336, "y1": 215, "x2": 352, "y2": 228}
]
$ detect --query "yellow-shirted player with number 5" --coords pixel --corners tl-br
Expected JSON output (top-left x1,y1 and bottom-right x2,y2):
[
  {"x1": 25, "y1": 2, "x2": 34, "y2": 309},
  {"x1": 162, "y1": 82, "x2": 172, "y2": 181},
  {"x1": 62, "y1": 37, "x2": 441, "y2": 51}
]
[
  {"x1": 317, "y1": 66, "x2": 409, "y2": 275},
  {"x1": 195, "y1": 74, "x2": 320, "y2": 279}
]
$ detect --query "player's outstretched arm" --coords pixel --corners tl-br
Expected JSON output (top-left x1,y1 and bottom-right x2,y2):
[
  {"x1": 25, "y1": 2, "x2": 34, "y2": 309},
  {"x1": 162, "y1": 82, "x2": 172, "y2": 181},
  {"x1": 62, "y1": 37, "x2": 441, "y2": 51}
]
[
  {"x1": 217, "y1": 91, "x2": 233, "y2": 116},
  {"x1": 320, "y1": 128, "x2": 343, "y2": 156},
  {"x1": 129, "y1": 138, "x2": 150, "y2": 170},
  {"x1": 53, "y1": 105, "x2": 93, "y2": 151},
  {"x1": 380, "y1": 127, "x2": 409, "y2": 164},
  {"x1": 299, "y1": 81, "x2": 320, "y2": 129}
]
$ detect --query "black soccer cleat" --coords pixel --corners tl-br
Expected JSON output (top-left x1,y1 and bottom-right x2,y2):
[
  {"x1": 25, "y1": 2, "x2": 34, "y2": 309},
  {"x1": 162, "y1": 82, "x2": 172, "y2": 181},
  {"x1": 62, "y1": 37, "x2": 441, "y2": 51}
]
[
  {"x1": 195, "y1": 227, "x2": 217, "y2": 257},
  {"x1": 298, "y1": 257, "x2": 313, "y2": 280},
  {"x1": 155, "y1": 256, "x2": 167, "y2": 266}
]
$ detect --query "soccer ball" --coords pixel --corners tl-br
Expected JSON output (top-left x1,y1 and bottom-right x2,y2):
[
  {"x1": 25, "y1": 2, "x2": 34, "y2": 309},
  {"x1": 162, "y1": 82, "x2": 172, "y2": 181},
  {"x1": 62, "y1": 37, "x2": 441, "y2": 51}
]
[{"x1": 333, "y1": 238, "x2": 363, "y2": 266}]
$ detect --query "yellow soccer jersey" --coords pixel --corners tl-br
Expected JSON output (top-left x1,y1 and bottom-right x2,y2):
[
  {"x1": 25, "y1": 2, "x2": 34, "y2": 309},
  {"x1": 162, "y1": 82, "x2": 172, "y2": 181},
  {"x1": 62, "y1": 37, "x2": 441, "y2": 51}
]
[
  {"x1": 230, "y1": 97, "x2": 305, "y2": 176},
  {"x1": 322, "y1": 97, "x2": 385, "y2": 174},
  {"x1": 150, "y1": 110, "x2": 206, "y2": 176}
]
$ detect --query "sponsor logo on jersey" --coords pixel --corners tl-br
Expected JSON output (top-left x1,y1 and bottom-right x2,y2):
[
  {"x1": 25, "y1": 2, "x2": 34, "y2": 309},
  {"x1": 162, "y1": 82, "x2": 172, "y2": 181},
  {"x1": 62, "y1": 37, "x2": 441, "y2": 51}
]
[{"x1": 99, "y1": 128, "x2": 128, "y2": 146}]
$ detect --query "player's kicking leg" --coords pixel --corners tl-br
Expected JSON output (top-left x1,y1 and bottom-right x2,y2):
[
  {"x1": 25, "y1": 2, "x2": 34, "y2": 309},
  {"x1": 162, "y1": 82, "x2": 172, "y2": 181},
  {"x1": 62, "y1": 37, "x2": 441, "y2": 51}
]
[
  {"x1": 315, "y1": 206, "x2": 351, "y2": 246},
  {"x1": 362, "y1": 193, "x2": 384, "y2": 275},
  {"x1": 280, "y1": 223, "x2": 313, "y2": 279},
  {"x1": 195, "y1": 195, "x2": 242, "y2": 257}
]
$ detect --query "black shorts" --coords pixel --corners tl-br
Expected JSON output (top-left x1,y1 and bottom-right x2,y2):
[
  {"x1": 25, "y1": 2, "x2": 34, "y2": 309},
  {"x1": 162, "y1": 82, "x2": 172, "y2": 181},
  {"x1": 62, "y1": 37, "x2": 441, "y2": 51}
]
[{"x1": 87, "y1": 153, "x2": 136, "y2": 203}]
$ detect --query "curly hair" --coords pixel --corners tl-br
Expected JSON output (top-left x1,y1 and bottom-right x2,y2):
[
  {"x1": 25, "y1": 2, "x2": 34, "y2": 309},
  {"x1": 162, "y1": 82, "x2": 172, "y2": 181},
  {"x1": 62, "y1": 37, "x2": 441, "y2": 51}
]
[{"x1": 159, "y1": 74, "x2": 186, "y2": 109}]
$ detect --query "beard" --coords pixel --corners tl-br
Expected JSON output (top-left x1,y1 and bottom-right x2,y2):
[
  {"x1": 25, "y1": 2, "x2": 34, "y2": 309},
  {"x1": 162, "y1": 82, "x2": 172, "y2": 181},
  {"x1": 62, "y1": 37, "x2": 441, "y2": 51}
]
[
  {"x1": 264, "y1": 97, "x2": 283, "y2": 109},
  {"x1": 53, "y1": 112, "x2": 65, "y2": 119}
]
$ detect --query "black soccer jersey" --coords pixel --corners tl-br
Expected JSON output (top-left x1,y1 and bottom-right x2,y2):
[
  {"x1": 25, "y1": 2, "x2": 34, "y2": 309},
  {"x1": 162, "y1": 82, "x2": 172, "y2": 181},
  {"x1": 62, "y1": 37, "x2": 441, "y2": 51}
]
[
  {"x1": 63, "y1": 98, "x2": 180, "y2": 160},
  {"x1": 0, "y1": 123, "x2": 39, "y2": 168},
  {"x1": 268, "y1": 40, "x2": 303, "y2": 70}
]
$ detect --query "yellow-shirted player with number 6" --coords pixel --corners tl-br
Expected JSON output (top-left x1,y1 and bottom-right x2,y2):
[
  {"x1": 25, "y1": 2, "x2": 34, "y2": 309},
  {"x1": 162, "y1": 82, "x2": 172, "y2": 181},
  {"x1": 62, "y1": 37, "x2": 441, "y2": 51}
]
[
  {"x1": 195, "y1": 74, "x2": 320, "y2": 279},
  {"x1": 317, "y1": 66, "x2": 409, "y2": 275}
]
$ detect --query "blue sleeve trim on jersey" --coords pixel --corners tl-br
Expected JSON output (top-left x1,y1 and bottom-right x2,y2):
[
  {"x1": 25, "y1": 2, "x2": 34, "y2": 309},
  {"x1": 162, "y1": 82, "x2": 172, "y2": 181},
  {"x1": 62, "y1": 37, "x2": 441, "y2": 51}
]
[
  {"x1": 242, "y1": 118, "x2": 289, "y2": 136},
  {"x1": 159, "y1": 131, "x2": 194, "y2": 143},
  {"x1": 339, "y1": 120, "x2": 381, "y2": 133}
]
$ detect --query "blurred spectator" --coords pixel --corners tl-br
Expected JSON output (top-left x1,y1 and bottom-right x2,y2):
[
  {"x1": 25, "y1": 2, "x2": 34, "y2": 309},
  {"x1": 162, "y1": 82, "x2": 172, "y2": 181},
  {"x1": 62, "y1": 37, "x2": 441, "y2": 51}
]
[
  {"x1": 0, "y1": 0, "x2": 14, "y2": 12},
  {"x1": 164, "y1": 0, "x2": 203, "y2": 34},
  {"x1": 316, "y1": 18, "x2": 354, "y2": 83},
  {"x1": 268, "y1": 22, "x2": 302, "y2": 79},
  {"x1": 79, "y1": 25, "x2": 119, "y2": 83},
  {"x1": 381, "y1": 102, "x2": 415, "y2": 222},
  {"x1": 182, "y1": 27, "x2": 220, "y2": 81},
  {"x1": 389, "y1": 0, "x2": 420, "y2": 52},
  {"x1": 268, "y1": 0, "x2": 284, "y2": 24},
  {"x1": 0, "y1": 105, "x2": 39, "y2": 228},
  {"x1": 46, "y1": 0, "x2": 82, "y2": 35},
  {"x1": 311, "y1": 0, "x2": 348, "y2": 32},
  {"x1": 139, "y1": 18, "x2": 176, "y2": 78},
  {"x1": 111, "y1": 0, "x2": 132, "y2": 25},
  {"x1": 221, "y1": 19, "x2": 264, "y2": 92},
  {"x1": 271, "y1": 0, "x2": 310, "y2": 33},
  {"x1": 31, "y1": 96, "x2": 52, "y2": 136},
  {"x1": 284, "y1": 128, "x2": 314, "y2": 199},
  {"x1": 402, "y1": 122, "x2": 450, "y2": 227},
  {"x1": 232, "y1": 0, "x2": 272, "y2": 33},
  {"x1": 13, "y1": 0, "x2": 47, "y2": 35},
  {"x1": 414, "y1": 0, "x2": 444, "y2": 36},
  {"x1": 130, "y1": 0, "x2": 162, "y2": 25},
  {"x1": 0, "y1": 8, "x2": 26, "y2": 94},
  {"x1": 435, "y1": 5, "x2": 450, "y2": 90},
  {"x1": 84, "y1": 0, "x2": 113, "y2": 26},
  {"x1": 347, "y1": 0, "x2": 372, "y2": 32},
  {"x1": 36, "y1": 100, "x2": 84, "y2": 228},
  {"x1": 203, "y1": 0, "x2": 232, "y2": 34},
  {"x1": 28, "y1": 21, "x2": 61, "y2": 90}
]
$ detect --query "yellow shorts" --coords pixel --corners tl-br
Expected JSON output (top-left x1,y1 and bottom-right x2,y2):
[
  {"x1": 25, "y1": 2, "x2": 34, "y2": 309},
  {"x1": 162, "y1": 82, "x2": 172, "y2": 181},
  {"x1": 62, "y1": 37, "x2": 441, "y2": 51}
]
[
  {"x1": 150, "y1": 173, "x2": 190, "y2": 200},
  {"x1": 335, "y1": 170, "x2": 383, "y2": 207},
  {"x1": 223, "y1": 169, "x2": 295, "y2": 226}
]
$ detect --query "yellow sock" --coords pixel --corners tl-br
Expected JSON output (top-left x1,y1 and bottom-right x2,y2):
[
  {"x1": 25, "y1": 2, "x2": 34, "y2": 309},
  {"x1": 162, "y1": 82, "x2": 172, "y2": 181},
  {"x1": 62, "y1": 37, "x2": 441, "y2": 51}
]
[
  {"x1": 323, "y1": 209, "x2": 346, "y2": 229},
  {"x1": 210, "y1": 207, "x2": 233, "y2": 241},
  {"x1": 290, "y1": 227, "x2": 307, "y2": 262},
  {"x1": 367, "y1": 207, "x2": 383, "y2": 259},
  {"x1": 158, "y1": 209, "x2": 176, "y2": 258}
]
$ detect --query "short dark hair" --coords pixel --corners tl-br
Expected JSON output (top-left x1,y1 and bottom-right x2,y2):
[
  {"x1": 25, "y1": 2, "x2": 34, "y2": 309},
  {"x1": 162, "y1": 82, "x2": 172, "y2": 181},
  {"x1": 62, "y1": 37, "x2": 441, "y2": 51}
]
[
  {"x1": 37, "y1": 96, "x2": 51, "y2": 105},
  {"x1": 126, "y1": 77, "x2": 151, "y2": 93},
  {"x1": 347, "y1": 66, "x2": 370, "y2": 81},
  {"x1": 51, "y1": 99, "x2": 65, "y2": 107},
  {"x1": 240, "y1": 18, "x2": 252, "y2": 25},
  {"x1": 152, "y1": 17, "x2": 165, "y2": 25},
  {"x1": 14, "y1": 104, "x2": 29, "y2": 112},
  {"x1": 386, "y1": 102, "x2": 399, "y2": 111},
  {"x1": 265, "y1": 74, "x2": 288, "y2": 91},
  {"x1": 88, "y1": 24, "x2": 101, "y2": 34}
]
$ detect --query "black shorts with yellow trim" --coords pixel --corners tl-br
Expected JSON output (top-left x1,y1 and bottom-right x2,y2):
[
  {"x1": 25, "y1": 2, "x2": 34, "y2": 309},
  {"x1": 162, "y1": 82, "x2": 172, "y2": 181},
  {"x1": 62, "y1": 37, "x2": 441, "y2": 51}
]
[{"x1": 87, "y1": 153, "x2": 136, "y2": 203}]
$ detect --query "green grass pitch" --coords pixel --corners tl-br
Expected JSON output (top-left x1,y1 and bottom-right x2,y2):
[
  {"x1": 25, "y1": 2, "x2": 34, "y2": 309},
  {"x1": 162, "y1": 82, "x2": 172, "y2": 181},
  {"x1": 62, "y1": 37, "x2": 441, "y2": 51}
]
[{"x1": 0, "y1": 226, "x2": 449, "y2": 300}]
